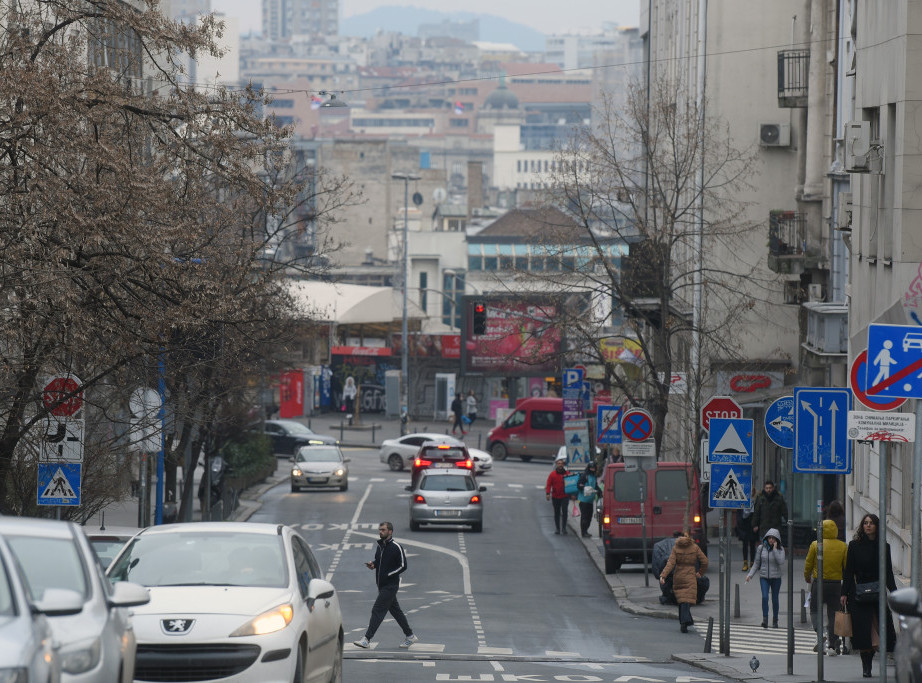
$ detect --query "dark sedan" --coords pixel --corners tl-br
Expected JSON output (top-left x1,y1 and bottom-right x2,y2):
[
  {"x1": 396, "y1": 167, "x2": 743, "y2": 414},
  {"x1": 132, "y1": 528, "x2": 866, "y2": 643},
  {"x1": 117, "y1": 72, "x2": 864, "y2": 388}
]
[{"x1": 264, "y1": 419, "x2": 338, "y2": 455}]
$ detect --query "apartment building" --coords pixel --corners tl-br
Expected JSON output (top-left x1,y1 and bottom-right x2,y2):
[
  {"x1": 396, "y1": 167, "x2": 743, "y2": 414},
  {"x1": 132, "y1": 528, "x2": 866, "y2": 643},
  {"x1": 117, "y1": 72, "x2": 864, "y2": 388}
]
[{"x1": 263, "y1": 0, "x2": 338, "y2": 41}]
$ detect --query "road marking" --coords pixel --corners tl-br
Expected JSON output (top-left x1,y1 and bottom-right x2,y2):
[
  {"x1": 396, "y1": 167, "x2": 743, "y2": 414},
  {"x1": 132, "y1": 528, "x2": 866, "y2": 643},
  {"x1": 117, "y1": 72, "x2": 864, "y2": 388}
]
[
  {"x1": 325, "y1": 483, "x2": 374, "y2": 582},
  {"x1": 352, "y1": 530, "x2": 472, "y2": 594}
]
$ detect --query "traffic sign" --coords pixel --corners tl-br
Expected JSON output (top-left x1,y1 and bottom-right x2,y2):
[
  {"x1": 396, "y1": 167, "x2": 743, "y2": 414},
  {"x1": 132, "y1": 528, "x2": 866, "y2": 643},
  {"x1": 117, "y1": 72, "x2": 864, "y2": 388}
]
[
  {"x1": 701, "y1": 395, "x2": 742, "y2": 431},
  {"x1": 866, "y1": 324, "x2": 922, "y2": 399},
  {"x1": 847, "y1": 411, "x2": 916, "y2": 442},
  {"x1": 562, "y1": 367, "x2": 584, "y2": 423},
  {"x1": 708, "y1": 418, "x2": 753, "y2": 464},
  {"x1": 850, "y1": 350, "x2": 907, "y2": 411},
  {"x1": 40, "y1": 418, "x2": 84, "y2": 462},
  {"x1": 764, "y1": 396, "x2": 795, "y2": 449},
  {"x1": 622, "y1": 440, "x2": 655, "y2": 457},
  {"x1": 709, "y1": 464, "x2": 752, "y2": 508},
  {"x1": 596, "y1": 405, "x2": 622, "y2": 444},
  {"x1": 37, "y1": 463, "x2": 81, "y2": 506},
  {"x1": 42, "y1": 375, "x2": 83, "y2": 417},
  {"x1": 565, "y1": 420, "x2": 591, "y2": 468},
  {"x1": 794, "y1": 387, "x2": 852, "y2": 473},
  {"x1": 621, "y1": 408, "x2": 654, "y2": 442}
]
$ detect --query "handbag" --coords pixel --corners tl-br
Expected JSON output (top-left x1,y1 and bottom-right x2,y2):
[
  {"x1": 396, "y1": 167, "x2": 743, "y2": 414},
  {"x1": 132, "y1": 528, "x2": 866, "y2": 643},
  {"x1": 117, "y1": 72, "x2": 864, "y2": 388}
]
[
  {"x1": 834, "y1": 608, "x2": 853, "y2": 637},
  {"x1": 563, "y1": 473, "x2": 580, "y2": 496},
  {"x1": 854, "y1": 581, "x2": 880, "y2": 603},
  {"x1": 571, "y1": 500, "x2": 580, "y2": 517}
]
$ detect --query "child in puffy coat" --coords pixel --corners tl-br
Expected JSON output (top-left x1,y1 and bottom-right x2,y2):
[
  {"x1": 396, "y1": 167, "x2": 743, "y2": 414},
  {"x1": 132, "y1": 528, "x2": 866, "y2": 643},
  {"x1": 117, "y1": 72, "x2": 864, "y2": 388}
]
[{"x1": 745, "y1": 528, "x2": 786, "y2": 628}]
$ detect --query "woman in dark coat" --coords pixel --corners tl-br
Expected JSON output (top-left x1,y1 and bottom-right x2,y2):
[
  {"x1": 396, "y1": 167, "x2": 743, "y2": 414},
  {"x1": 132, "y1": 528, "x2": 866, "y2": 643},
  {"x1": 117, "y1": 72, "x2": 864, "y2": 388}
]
[
  {"x1": 659, "y1": 531, "x2": 708, "y2": 632},
  {"x1": 840, "y1": 513, "x2": 897, "y2": 678}
]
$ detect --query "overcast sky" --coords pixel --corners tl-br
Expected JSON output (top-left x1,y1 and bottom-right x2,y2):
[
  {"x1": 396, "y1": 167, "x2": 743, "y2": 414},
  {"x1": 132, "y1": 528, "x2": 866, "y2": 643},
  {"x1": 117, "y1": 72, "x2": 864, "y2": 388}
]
[{"x1": 211, "y1": 0, "x2": 641, "y2": 36}]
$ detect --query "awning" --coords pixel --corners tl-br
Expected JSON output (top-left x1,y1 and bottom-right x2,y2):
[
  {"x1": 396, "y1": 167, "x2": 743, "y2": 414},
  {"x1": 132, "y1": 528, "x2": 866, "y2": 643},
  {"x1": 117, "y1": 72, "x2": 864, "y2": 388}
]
[{"x1": 287, "y1": 280, "x2": 426, "y2": 325}]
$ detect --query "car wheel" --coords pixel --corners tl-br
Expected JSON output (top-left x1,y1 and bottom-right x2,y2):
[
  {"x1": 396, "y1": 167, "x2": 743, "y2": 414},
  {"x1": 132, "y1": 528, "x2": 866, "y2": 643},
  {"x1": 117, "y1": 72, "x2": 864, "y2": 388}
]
[
  {"x1": 410, "y1": 520, "x2": 420, "y2": 531},
  {"x1": 519, "y1": 455, "x2": 532, "y2": 463},
  {"x1": 604, "y1": 552, "x2": 622, "y2": 574},
  {"x1": 291, "y1": 483, "x2": 300, "y2": 493},
  {"x1": 490, "y1": 442, "x2": 508, "y2": 460},
  {"x1": 293, "y1": 642, "x2": 304, "y2": 683},
  {"x1": 472, "y1": 522, "x2": 483, "y2": 532},
  {"x1": 388, "y1": 453, "x2": 404, "y2": 471},
  {"x1": 328, "y1": 634, "x2": 343, "y2": 683},
  {"x1": 340, "y1": 481, "x2": 348, "y2": 492}
]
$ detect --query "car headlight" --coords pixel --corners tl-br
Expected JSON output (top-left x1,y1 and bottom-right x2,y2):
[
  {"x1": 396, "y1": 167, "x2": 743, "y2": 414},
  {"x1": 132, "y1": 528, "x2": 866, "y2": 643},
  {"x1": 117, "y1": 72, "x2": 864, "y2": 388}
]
[
  {"x1": 60, "y1": 636, "x2": 101, "y2": 674},
  {"x1": 291, "y1": 468, "x2": 302, "y2": 476},
  {"x1": 334, "y1": 468, "x2": 345, "y2": 476},
  {"x1": 230, "y1": 603, "x2": 294, "y2": 637},
  {"x1": 0, "y1": 669, "x2": 27, "y2": 683}
]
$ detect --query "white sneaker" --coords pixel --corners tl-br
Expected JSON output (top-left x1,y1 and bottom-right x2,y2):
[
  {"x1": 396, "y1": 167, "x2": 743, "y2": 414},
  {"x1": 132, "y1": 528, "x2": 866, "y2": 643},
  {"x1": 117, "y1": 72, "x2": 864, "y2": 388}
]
[
  {"x1": 399, "y1": 634, "x2": 419, "y2": 648},
  {"x1": 826, "y1": 647, "x2": 838, "y2": 657},
  {"x1": 353, "y1": 637, "x2": 369, "y2": 648}
]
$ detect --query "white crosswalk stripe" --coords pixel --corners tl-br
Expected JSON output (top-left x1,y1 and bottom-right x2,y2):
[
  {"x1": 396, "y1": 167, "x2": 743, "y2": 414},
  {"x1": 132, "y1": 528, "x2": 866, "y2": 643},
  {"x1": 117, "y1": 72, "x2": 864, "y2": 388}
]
[{"x1": 693, "y1": 623, "x2": 820, "y2": 654}]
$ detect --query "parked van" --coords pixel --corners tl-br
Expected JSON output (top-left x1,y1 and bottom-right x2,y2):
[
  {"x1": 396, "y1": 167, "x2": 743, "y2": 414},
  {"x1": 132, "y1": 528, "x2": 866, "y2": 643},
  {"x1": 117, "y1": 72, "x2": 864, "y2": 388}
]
[
  {"x1": 598, "y1": 461, "x2": 704, "y2": 573},
  {"x1": 486, "y1": 397, "x2": 565, "y2": 462}
]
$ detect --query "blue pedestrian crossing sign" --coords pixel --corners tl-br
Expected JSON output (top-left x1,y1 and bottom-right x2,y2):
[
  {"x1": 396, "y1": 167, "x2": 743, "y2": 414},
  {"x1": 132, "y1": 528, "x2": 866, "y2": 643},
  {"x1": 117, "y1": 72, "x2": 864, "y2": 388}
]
[
  {"x1": 596, "y1": 405, "x2": 622, "y2": 444},
  {"x1": 37, "y1": 463, "x2": 81, "y2": 506},
  {"x1": 707, "y1": 418, "x2": 753, "y2": 464},
  {"x1": 867, "y1": 324, "x2": 922, "y2": 399},
  {"x1": 794, "y1": 387, "x2": 851, "y2": 473},
  {"x1": 709, "y1": 464, "x2": 752, "y2": 508}
]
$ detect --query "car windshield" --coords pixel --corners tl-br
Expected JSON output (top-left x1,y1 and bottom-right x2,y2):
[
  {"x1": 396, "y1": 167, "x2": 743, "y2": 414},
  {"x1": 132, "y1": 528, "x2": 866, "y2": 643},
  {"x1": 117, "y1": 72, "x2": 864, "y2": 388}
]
[
  {"x1": 283, "y1": 422, "x2": 314, "y2": 435},
  {"x1": 420, "y1": 474, "x2": 475, "y2": 492},
  {"x1": 5, "y1": 535, "x2": 89, "y2": 601},
  {"x1": 90, "y1": 538, "x2": 132, "y2": 570},
  {"x1": 424, "y1": 447, "x2": 466, "y2": 460},
  {"x1": 107, "y1": 531, "x2": 288, "y2": 588},
  {"x1": 296, "y1": 447, "x2": 341, "y2": 463}
]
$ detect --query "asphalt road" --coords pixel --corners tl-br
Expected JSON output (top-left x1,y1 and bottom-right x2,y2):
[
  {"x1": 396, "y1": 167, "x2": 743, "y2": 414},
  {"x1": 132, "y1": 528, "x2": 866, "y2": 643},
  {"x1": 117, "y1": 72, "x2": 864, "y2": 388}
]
[{"x1": 249, "y1": 448, "x2": 733, "y2": 682}]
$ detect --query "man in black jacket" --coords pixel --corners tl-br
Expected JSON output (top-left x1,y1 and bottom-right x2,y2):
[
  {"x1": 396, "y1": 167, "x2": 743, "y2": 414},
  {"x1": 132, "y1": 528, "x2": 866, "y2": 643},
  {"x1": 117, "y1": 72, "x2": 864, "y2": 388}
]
[{"x1": 354, "y1": 521, "x2": 418, "y2": 649}]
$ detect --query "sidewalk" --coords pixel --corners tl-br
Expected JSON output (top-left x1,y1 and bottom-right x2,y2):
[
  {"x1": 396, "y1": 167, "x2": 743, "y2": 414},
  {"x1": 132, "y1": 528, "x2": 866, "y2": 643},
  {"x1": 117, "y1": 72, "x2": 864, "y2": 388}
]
[{"x1": 568, "y1": 518, "x2": 899, "y2": 683}]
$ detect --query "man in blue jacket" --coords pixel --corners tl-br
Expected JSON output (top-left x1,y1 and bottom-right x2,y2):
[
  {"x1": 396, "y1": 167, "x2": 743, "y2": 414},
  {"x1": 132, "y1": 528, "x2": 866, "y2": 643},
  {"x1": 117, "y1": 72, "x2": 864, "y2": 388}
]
[{"x1": 354, "y1": 521, "x2": 418, "y2": 649}]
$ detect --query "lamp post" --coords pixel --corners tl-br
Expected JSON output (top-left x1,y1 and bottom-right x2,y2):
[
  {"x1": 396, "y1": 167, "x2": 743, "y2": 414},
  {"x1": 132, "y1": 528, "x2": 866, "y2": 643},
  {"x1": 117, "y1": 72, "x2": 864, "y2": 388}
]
[{"x1": 392, "y1": 172, "x2": 420, "y2": 434}]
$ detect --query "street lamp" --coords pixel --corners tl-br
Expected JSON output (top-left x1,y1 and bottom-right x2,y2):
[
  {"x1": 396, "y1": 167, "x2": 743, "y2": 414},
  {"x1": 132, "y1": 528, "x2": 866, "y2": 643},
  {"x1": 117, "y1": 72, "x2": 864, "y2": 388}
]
[{"x1": 392, "y1": 171, "x2": 420, "y2": 434}]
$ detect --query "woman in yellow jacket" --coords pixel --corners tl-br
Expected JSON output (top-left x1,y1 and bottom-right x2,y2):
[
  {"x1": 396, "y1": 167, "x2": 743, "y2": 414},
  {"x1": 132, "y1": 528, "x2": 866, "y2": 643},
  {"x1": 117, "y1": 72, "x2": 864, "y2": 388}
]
[{"x1": 804, "y1": 519, "x2": 848, "y2": 654}]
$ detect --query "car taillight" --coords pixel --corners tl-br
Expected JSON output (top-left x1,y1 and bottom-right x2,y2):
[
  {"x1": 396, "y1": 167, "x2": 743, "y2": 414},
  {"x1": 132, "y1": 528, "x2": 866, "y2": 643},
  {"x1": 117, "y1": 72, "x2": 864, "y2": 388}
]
[
  {"x1": 469, "y1": 495, "x2": 481, "y2": 504},
  {"x1": 693, "y1": 515, "x2": 701, "y2": 524},
  {"x1": 414, "y1": 458, "x2": 432, "y2": 468},
  {"x1": 455, "y1": 460, "x2": 473, "y2": 469},
  {"x1": 413, "y1": 495, "x2": 426, "y2": 504},
  {"x1": 603, "y1": 514, "x2": 611, "y2": 525}
]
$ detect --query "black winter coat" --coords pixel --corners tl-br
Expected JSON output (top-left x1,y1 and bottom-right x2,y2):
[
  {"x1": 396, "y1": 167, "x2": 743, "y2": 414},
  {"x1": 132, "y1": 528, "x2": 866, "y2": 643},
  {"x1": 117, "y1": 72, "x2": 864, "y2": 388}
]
[{"x1": 841, "y1": 537, "x2": 897, "y2": 651}]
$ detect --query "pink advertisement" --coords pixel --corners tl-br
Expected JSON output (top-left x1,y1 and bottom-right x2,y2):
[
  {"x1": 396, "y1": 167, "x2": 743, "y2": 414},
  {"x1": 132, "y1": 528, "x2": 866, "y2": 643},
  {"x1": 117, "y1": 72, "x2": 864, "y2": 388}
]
[{"x1": 465, "y1": 299, "x2": 561, "y2": 375}]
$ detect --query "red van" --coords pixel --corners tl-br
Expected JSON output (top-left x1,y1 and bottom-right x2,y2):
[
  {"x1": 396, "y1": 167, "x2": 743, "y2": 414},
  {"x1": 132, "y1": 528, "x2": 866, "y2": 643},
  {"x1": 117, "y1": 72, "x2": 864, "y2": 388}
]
[
  {"x1": 598, "y1": 461, "x2": 704, "y2": 573},
  {"x1": 486, "y1": 397, "x2": 565, "y2": 462}
]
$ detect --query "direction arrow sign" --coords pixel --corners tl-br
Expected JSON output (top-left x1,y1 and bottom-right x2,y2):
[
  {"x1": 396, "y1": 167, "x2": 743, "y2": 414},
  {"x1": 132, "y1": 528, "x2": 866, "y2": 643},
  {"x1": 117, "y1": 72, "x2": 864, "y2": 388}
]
[
  {"x1": 794, "y1": 387, "x2": 852, "y2": 473},
  {"x1": 708, "y1": 418, "x2": 753, "y2": 464},
  {"x1": 866, "y1": 324, "x2": 922, "y2": 399},
  {"x1": 764, "y1": 396, "x2": 795, "y2": 449},
  {"x1": 40, "y1": 418, "x2": 84, "y2": 462},
  {"x1": 621, "y1": 408, "x2": 654, "y2": 442},
  {"x1": 596, "y1": 405, "x2": 622, "y2": 445},
  {"x1": 37, "y1": 462, "x2": 81, "y2": 506},
  {"x1": 847, "y1": 411, "x2": 916, "y2": 442},
  {"x1": 709, "y1": 464, "x2": 752, "y2": 508}
]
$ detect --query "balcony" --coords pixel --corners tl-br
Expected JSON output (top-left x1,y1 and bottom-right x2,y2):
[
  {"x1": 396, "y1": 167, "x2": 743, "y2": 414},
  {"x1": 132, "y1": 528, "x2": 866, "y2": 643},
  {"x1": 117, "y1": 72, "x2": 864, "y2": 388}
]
[
  {"x1": 767, "y1": 210, "x2": 821, "y2": 275},
  {"x1": 802, "y1": 302, "x2": 848, "y2": 356},
  {"x1": 778, "y1": 50, "x2": 809, "y2": 108}
]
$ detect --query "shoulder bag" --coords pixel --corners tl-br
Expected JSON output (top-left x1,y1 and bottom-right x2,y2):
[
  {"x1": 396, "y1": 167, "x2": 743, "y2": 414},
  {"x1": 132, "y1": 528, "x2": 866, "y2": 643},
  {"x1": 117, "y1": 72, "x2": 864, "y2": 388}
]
[{"x1": 853, "y1": 581, "x2": 880, "y2": 603}]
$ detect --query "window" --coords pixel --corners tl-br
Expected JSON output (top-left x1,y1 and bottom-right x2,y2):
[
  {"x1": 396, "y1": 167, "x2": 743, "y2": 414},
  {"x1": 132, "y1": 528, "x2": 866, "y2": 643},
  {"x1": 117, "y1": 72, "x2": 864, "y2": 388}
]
[
  {"x1": 292, "y1": 537, "x2": 317, "y2": 598},
  {"x1": 469, "y1": 256, "x2": 483, "y2": 271},
  {"x1": 504, "y1": 410, "x2": 526, "y2": 427},
  {"x1": 419, "y1": 272, "x2": 428, "y2": 311},
  {"x1": 655, "y1": 470, "x2": 691, "y2": 502},
  {"x1": 450, "y1": 119, "x2": 469, "y2": 127},
  {"x1": 613, "y1": 471, "x2": 645, "y2": 502},
  {"x1": 530, "y1": 410, "x2": 562, "y2": 430}
]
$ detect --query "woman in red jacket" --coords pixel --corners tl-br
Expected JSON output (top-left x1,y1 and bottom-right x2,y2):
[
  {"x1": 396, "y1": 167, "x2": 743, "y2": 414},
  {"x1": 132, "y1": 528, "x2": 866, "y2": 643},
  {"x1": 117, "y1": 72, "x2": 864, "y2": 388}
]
[{"x1": 545, "y1": 453, "x2": 571, "y2": 535}]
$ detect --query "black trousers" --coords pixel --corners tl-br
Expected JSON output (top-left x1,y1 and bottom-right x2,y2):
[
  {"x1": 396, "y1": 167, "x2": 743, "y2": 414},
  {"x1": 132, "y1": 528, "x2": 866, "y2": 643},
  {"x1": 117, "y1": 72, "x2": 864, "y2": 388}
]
[
  {"x1": 679, "y1": 602, "x2": 694, "y2": 626},
  {"x1": 579, "y1": 501, "x2": 594, "y2": 535},
  {"x1": 551, "y1": 497, "x2": 568, "y2": 531},
  {"x1": 364, "y1": 583, "x2": 412, "y2": 639},
  {"x1": 451, "y1": 413, "x2": 464, "y2": 433},
  {"x1": 810, "y1": 579, "x2": 842, "y2": 647}
]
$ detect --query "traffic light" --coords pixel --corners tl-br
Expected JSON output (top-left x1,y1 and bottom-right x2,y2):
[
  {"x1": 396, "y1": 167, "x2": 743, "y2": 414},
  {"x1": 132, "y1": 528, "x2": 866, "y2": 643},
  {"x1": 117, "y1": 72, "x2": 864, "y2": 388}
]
[{"x1": 472, "y1": 301, "x2": 487, "y2": 335}]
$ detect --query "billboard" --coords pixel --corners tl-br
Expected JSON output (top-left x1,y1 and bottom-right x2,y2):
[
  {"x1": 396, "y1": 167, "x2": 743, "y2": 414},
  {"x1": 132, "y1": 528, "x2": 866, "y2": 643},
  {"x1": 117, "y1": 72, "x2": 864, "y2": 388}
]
[{"x1": 464, "y1": 298, "x2": 561, "y2": 375}]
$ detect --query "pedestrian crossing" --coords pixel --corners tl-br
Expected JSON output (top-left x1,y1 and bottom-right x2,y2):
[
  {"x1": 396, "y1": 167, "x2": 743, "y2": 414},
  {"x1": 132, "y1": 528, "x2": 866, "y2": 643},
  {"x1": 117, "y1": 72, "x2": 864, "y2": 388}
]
[
  {"x1": 343, "y1": 640, "x2": 649, "y2": 661},
  {"x1": 693, "y1": 622, "x2": 821, "y2": 654}
]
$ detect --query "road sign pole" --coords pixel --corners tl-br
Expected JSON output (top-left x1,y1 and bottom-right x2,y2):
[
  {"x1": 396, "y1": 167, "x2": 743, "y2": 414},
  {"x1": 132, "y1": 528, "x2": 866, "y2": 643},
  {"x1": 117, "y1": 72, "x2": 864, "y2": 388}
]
[
  {"x1": 816, "y1": 483, "x2": 824, "y2": 682},
  {"x1": 880, "y1": 442, "x2": 889, "y2": 680},
  {"x1": 913, "y1": 404, "x2": 922, "y2": 591}
]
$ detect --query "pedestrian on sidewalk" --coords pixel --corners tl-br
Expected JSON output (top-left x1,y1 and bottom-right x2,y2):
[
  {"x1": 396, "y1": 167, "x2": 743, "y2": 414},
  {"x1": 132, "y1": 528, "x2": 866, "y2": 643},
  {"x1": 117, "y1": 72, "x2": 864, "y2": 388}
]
[
  {"x1": 576, "y1": 461, "x2": 601, "y2": 538},
  {"x1": 826, "y1": 499, "x2": 847, "y2": 542},
  {"x1": 840, "y1": 513, "x2": 897, "y2": 678},
  {"x1": 751, "y1": 480, "x2": 787, "y2": 538},
  {"x1": 735, "y1": 507, "x2": 757, "y2": 572},
  {"x1": 354, "y1": 521, "x2": 418, "y2": 650},
  {"x1": 465, "y1": 390, "x2": 477, "y2": 426},
  {"x1": 545, "y1": 453, "x2": 571, "y2": 535},
  {"x1": 450, "y1": 393, "x2": 466, "y2": 435},
  {"x1": 659, "y1": 530, "x2": 708, "y2": 633},
  {"x1": 805, "y1": 519, "x2": 848, "y2": 655},
  {"x1": 746, "y1": 527, "x2": 786, "y2": 628}
]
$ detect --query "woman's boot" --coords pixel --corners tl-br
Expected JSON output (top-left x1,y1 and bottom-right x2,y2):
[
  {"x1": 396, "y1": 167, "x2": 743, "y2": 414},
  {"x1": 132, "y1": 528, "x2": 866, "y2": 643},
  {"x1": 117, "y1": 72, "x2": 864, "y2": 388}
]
[{"x1": 861, "y1": 651, "x2": 873, "y2": 678}]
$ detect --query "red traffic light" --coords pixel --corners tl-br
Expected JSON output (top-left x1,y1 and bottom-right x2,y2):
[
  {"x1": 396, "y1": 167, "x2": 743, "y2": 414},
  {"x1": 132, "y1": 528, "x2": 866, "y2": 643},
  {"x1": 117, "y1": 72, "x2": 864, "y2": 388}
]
[{"x1": 474, "y1": 303, "x2": 485, "y2": 314}]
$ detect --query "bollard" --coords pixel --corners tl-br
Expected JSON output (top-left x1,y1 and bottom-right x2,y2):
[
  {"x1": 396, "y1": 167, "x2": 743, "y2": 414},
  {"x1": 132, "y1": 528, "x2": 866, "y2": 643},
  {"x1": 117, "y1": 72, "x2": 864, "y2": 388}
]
[
  {"x1": 477, "y1": 433, "x2": 482, "y2": 449},
  {"x1": 704, "y1": 616, "x2": 714, "y2": 653},
  {"x1": 801, "y1": 588, "x2": 807, "y2": 624},
  {"x1": 371, "y1": 425, "x2": 376, "y2": 443},
  {"x1": 339, "y1": 421, "x2": 345, "y2": 442},
  {"x1": 734, "y1": 583, "x2": 740, "y2": 618}
]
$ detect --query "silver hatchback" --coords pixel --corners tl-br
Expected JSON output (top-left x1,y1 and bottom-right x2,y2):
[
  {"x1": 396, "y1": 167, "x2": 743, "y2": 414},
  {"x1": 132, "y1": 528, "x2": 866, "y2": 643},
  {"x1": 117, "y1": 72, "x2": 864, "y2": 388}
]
[
  {"x1": 407, "y1": 469, "x2": 485, "y2": 532},
  {"x1": 291, "y1": 445, "x2": 350, "y2": 492}
]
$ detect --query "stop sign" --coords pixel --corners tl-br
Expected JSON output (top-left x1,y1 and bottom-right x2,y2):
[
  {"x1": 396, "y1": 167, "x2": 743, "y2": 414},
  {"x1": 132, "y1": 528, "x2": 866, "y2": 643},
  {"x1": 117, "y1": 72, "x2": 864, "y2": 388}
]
[
  {"x1": 42, "y1": 376, "x2": 83, "y2": 417},
  {"x1": 701, "y1": 395, "x2": 742, "y2": 431}
]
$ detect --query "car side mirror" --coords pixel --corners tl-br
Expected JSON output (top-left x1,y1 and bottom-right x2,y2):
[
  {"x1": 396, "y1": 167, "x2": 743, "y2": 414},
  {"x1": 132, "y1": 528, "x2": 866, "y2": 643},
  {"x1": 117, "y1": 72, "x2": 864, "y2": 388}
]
[
  {"x1": 306, "y1": 578, "x2": 336, "y2": 612},
  {"x1": 344, "y1": 458, "x2": 351, "y2": 463},
  {"x1": 479, "y1": 486, "x2": 487, "y2": 492},
  {"x1": 888, "y1": 587, "x2": 922, "y2": 617}
]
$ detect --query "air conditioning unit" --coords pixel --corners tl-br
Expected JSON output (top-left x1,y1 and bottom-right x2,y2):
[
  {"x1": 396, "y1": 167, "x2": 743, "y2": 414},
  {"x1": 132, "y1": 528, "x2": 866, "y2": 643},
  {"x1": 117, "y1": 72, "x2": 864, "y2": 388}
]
[
  {"x1": 808, "y1": 283, "x2": 824, "y2": 302},
  {"x1": 845, "y1": 121, "x2": 870, "y2": 172},
  {"x1": 759, "y1": 123, "x2": 791, "y2": 147}
]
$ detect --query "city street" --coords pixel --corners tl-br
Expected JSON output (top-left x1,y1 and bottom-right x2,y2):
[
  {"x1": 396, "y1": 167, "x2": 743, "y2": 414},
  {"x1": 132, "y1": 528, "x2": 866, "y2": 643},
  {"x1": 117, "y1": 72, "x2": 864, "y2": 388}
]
[{"x1": 245, "y1": 447, "x2": 733, "y2": 682}]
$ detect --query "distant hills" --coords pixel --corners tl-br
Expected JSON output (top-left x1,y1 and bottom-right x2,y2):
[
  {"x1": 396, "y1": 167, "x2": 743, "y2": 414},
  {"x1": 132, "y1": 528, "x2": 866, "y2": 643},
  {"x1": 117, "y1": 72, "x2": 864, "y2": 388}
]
[{"x1": 340, "y1": 6, "x2": 547, "y2": 53}]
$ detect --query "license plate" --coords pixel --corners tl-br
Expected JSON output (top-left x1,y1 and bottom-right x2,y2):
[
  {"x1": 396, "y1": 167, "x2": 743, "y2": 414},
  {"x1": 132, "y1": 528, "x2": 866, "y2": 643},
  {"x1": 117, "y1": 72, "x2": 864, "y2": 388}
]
[
  {"x1": 434, "y1": 463, "x2": 453, "y2": 468},
  {"x1": 618, "y1": 516, "x2": 642, "y2": 524},
  {"x1": 434, "y1": 509, "x2": 461, "y2": 517},
  {"x1": 308, "y1": 478, "x2": 328, "y2": 484}
]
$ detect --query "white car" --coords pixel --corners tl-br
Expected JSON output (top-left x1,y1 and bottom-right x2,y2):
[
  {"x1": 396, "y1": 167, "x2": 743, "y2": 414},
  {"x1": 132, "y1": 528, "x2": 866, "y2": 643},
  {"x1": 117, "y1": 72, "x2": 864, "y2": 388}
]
[
  {"x1": 379, "y1": 433, "x2": 464, "y2": 471},
  {"x1": 0, "y1": 517, "x2": 150, "y2": 683},
  {"x1": 468, "y1": 447, "x2": 493, "y2": 474},
  {"x1": 107, "y1": 521, "x2": 343, "y2": 683},
  {"x1": 291, "y1": 445, "x2": 350, "y2": 492}
]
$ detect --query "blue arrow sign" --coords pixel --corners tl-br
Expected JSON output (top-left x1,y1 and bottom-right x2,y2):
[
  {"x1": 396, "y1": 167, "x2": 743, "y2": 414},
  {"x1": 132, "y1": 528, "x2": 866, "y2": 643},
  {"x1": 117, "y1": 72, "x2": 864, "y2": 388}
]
[
  {"x1": 866, "y1": 324, "x2": 922, "y2": 399},
  {"x1": 794, "y1": 387, "x2": 851, "y2": 473},
  {"x1": 708, "y1": 418, "x2": 753, "y2": 464},
  {"x1": 709, "y1": 464, "x2": 752, "y2": 508},
  {"x1": 764, "y1": 396, "x2": 795, "y2": 449},
  {"x1": 36, "y1": 463, "x2": 81, "y2": 506},
  {"x1": 596, "y1": 405, "x2": 622, "y2": 444}
]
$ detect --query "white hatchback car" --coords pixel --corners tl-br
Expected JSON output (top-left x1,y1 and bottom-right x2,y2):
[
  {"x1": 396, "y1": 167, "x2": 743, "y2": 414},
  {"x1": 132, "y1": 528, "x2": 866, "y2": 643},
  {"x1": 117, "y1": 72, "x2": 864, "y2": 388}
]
[
  {"x1": 107, "y1": 521, "x2": 343, "y2": 683},
  {"x1": 379, "y1": 433, "x2": 464, "y2": 471},
  {"x1": 0, "y1": 517, "x2": 150, "y2": 683}
]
